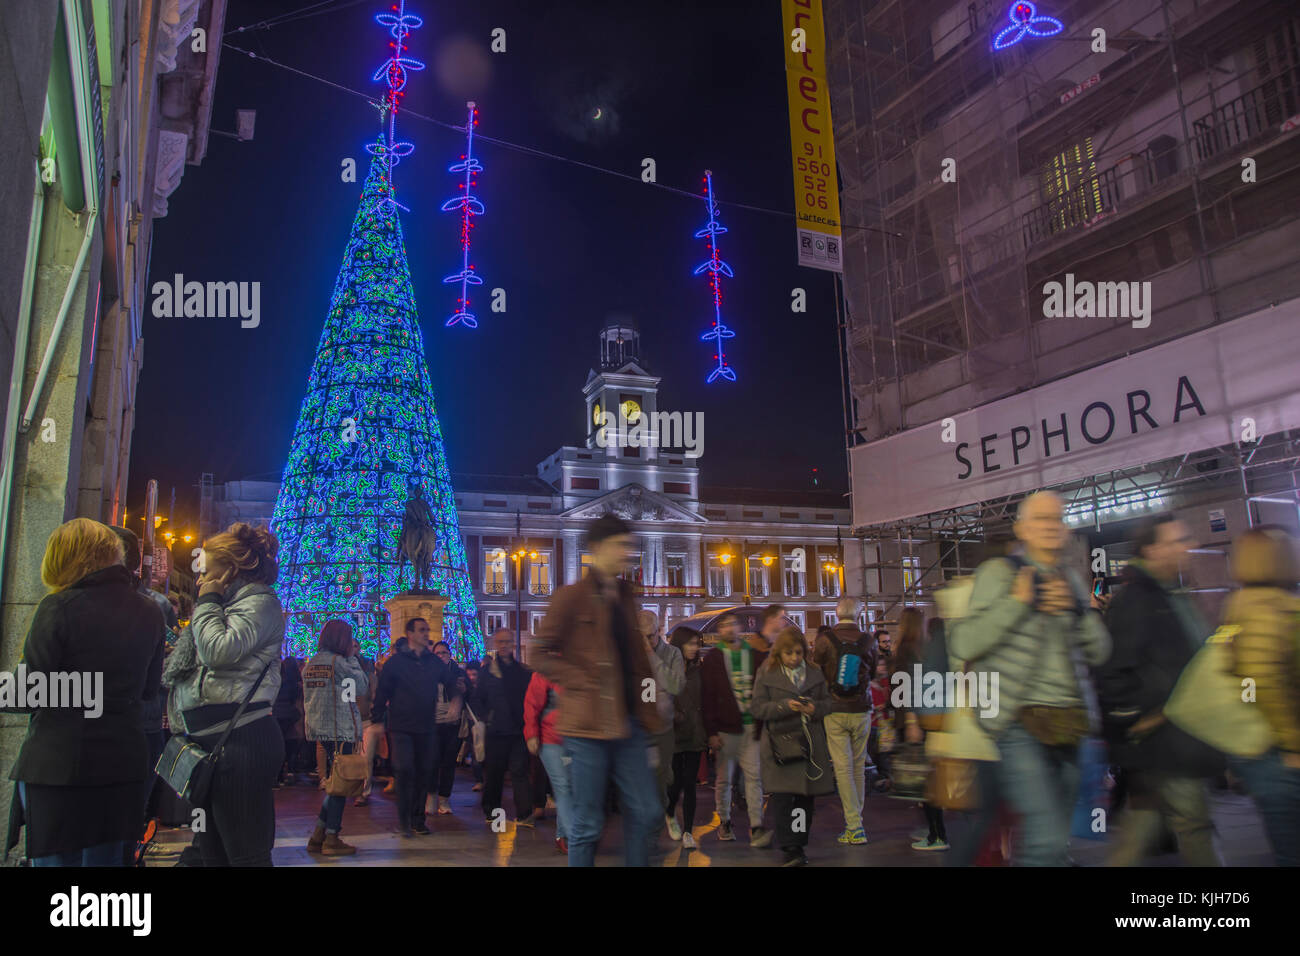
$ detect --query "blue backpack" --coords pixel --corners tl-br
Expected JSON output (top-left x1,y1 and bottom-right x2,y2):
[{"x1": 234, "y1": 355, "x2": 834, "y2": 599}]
[{"x1": 831, "y1": 634, "x2": 870, "y2": 697}]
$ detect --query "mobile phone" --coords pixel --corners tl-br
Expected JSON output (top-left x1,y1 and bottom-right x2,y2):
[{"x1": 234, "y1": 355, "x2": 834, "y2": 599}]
[{"x1": 1092, "y1": 577, "x2": 1107, "y2": 598}]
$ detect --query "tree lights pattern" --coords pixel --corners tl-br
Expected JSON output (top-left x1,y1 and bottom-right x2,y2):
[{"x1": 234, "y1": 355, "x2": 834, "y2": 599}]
[
  {"x1": 366, "y1": 0, "x2": 424, "y2": 216},
  {"x1": 270, "y1": 4, "x2": 482, "y2": 661},
  {"x1": 441, "y1": 102, "x2": 484, "y2": 328},
  {"x1": 694, "y1": 170, "x2": 736, "y2": 383},
  {"x1": 992, "y1": 2, "x2": 1064, "y2": 50}
]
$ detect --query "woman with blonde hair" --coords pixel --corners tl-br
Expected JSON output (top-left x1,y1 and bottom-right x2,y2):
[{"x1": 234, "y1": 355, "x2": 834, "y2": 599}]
[
  {"x1": 1223, "y1": 526, "x2": 1300, "y2": 866},
  {"x1": 6, "y1": 518, "x2": 166, "y2": 866},
  {"x1": 163, "y1": 523, "x2": 284, "y2": 866},
  {"x1": 750, "y1": 626, "x2": 835, "y2": 866}
]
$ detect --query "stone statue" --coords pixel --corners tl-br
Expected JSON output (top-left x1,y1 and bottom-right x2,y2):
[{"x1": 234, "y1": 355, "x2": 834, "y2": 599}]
[{"x1": 398, "y1": 486, "x2": 439, "y2": 593}]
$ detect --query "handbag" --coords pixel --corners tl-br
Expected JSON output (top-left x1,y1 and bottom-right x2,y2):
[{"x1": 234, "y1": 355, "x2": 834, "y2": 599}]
[
  {"x1": 1019, "y1": 705, "x2": 1090, "y2": 747},
  {"x1": 926, "y1": 756, "x2": 980, "y2": 810},
  {"x1": 769, "y1": 720, "x2": 809, "y2": 765},
  {"x1": 322, "y1": 659, "x2": 367, "y2": 797},
  {"x1": 1164, "y1": 624, "x2": 1272, "y2": 757},
  {"x1": 156, "y1": 660, "x2": 272, "y2": 806},
  {"x1": 465, "y1": 703, "x2": 487, "y2": 763}
]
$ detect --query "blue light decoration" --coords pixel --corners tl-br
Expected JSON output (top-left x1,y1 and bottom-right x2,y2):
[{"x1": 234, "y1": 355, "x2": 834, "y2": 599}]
[
  {"x1": 693, "y1": 170, "x2": 736, "y2": 383},
  {"x1": 992, "y1": 1, "x2": 1064, "y2": 50},
  {"x1": 365, "y1": 0, "x2": 424, "y2": 216},
  {"x1": 271, "y1": 2, "x2": 483, "y2": 661},
  {"x1": 441, "y1": 101, "x2": 484, "y2": 328}
]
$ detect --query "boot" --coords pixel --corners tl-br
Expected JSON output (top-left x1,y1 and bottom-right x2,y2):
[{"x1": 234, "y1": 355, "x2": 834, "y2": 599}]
[
  {"x1": 322, "y1": 833, "x2": 357, "y2": 856},
  {"x1": 307, "y1": 824, "x2": 326, "y2": 853}
]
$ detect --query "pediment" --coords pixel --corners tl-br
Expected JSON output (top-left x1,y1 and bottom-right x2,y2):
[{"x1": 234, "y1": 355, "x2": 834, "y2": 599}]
[{"x1": 563, "y1": 483, "x2": 704, "y2": 523}]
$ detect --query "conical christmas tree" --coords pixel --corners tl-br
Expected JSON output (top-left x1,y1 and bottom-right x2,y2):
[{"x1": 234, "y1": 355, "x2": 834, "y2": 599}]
[{"x1": 272, "y1": 135, "x2": 483, "y2": 660}]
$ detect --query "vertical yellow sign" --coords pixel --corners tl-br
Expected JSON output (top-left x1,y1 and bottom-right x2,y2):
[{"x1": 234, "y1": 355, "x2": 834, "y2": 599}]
[{"x1": 782, "y1": 0, "x2": 843, "y2": 271}]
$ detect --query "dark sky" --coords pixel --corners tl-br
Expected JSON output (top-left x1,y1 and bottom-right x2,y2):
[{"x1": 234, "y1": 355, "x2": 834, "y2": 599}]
[{"x1": 128, "y1": 0, "x2": 849, "y2": 524}]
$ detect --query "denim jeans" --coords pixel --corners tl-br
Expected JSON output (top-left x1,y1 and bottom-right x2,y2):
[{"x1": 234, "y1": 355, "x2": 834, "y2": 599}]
[
  {"x1": 539, "y1": 742, "x2": 574, "y2": 842},
  {"x1": 317, "y1": 741, "x2": 355, "y2": 834},
  {"x1": 994, "y1": 722, "x2": 1081, "y2": 866},
  {"x1": 563, "y1": 720, "x2": 660, "y2": 866},
  {"x1": 1231, "y1": 749, "x2": 1300, "y2": 867}
]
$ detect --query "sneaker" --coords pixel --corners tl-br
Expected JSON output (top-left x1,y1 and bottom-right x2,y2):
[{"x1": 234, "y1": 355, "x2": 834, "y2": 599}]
[
  {"x1": 910, "y1": 827, "x2": 929, "y2": 841},
  {"x1": 411, "y1": 821, "x2": 430, "y2": 835},
  {"x1": 682, "y1": 831, "x2": 697, "y2": 849},
  {"x1": 750, "y1": 827, "x2": 774, "y2": 849},
  {"x1": 781, "y1": 848, "x2": 809, "y2": 866},
  {"x1": 836, "y1": 829, "x2": 855, "y2": 844},
  {"x1": 912, "y1": 837, "x2": 949, "y2": 851},
  {"x1": 393, "y1": 826, "x2": 413, "y2": 838},
  {"x1": 437, "y1": 797, "x2": 453, "y2": 815},
  {"x1": 353, "y1": 794, "x2": 369, "y2": 807},
  {"x1": 849, "y1": 828, "x2": 869, "y2": 845},
  {"x1": 382, "y1": 779, "x2": 396, "y2": 795},
  {"x1": 515, "y1": 815, "x2": 537, "y2": 829},
  {"x1": 666, "y1": 816, "x2": 683, "y2": 841},
  {"x1": 718, "y1": 821, "x2": 736, "y2": 842}
]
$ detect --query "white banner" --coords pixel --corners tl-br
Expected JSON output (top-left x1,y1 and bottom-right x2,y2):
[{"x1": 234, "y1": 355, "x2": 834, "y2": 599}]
[{"x1": 851, "y1": 303, "x2": 1300, "y2": 527}]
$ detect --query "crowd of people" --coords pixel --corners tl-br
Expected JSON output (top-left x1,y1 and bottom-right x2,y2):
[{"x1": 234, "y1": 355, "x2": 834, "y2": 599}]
[{"x1": 5, "y1": 495, "x2": 1299, "y2": 867}]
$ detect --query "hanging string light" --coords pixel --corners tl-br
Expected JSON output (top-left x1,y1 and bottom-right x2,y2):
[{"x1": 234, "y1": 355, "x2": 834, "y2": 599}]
[
  {"x1": 694, "y1": 170, "x2": 736, "y2": 383},
  {"x1": 441, "y1": 101, "x2": 484, "y2": 328},
  {"x1": 365, "y1": 0, "x2": 424, "y2": 216}
]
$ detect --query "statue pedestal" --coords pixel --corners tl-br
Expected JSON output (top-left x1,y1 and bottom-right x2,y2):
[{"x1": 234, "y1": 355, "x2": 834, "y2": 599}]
[{"x1": 385, "y1": 592, "x2": 448, "y2": 647}]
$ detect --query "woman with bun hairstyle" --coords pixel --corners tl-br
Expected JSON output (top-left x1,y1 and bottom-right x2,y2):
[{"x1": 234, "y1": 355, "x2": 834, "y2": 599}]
[{"x1": 164, "y1": 523, "x2": 284, "y2": 866}]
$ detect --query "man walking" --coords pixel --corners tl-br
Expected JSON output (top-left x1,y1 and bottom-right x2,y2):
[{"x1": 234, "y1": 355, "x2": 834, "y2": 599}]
[
  {"x1": 472, "y1": 629, "x2": 535, "y2": 827},
  {"x1": 1098, "y1": 515, "x2": 1224, "y2": 865},
  {"x1": 639, "y1": 610, "x2": 684, "y2": 846},
  {"x1": 949, "y1": 491, "x2": 1111, "y2": 866},
  {"x1": 812, "y1": 597, "x2": 876, "y2": 845},
  {"x1": 370, "y1": 617, "x2": 447, "y2": 837},
  {"x1": 701, "y1": 612, "x2": 771, "y2": 847},
  {"x1": 533, "y1": 515, "x2": 663, "y2": 866}
]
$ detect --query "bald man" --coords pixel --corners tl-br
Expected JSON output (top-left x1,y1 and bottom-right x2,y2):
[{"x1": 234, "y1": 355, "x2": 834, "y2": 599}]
[
  {"x1": 949, "y1": 490, "x2": 1111, "y2": 866},
  {"x1": 639, "y1": 610, "x2": 684, "y2": 848}
]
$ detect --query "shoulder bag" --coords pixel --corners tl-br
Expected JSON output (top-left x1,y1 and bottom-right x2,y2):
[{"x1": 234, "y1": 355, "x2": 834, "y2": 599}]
[
  {"x1": 324, "y1": 659, "x2": 368, "y2": 797},
  {"x1": 155, "y1": 660, "x2": 272, "y2": 806}
]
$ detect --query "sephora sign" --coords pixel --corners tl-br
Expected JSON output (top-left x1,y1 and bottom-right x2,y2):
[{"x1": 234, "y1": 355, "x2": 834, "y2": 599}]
[{"x1": 851, "y1": 304, "x2": 1300, "y2": 527}]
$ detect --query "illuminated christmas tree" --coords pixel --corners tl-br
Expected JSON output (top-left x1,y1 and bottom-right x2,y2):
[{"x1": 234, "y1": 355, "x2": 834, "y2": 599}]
[{"x1": 271, "y1": 3, "x2": 482, "y2": 659}]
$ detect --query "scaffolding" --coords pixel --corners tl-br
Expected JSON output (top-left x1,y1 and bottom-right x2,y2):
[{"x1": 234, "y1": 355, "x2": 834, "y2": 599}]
[{"x1": 824, "y1": 0, "x2": 1300, "y2": 607}]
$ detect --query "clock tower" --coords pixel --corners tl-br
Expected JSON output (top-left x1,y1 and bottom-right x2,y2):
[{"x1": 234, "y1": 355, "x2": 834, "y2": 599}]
[{"x1": 584, "y1": 320, "x2": 663, "y2": 460}]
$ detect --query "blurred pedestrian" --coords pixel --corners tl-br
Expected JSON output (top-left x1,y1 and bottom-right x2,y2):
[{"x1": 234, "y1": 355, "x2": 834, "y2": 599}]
[
  {"x1": 532, "y1": 515, "x2": 662, "y2": 866},
  {"x1": 525, "y1": 670, "x2": 570, "y2": 853},
  {"x1": 667, "y1": 627, "x2": 707, "y2": 848},
  {"x1": 812, "y1": 597, "x2": 876, "y2": 845},
  {"x1": 304, "y1": 620, "x2": 368, "y2": 856},
  {"x1": 751, "y1": 627, "x2": 834, "y2": 866},
  {"x1": 6, "y1": 519, "x2": 165, "y2": 867},
  {"x1": 472, "y1": 629, "x2": 535, "y2": 826},
  {"x1": 1222, "y1": 527, "x2": 1300, "y2": 866},
  {"x1": 894, "y1": 608, "x2": 948, "y2": 851},
  {"x1": 429, "y1": 640, "x2": 465, "y2": 815},
  {"x1": 640, "y1": 609, "x2": 684, "y2": 849}
]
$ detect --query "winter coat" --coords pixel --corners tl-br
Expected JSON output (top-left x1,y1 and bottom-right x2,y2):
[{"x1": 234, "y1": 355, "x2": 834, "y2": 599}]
[
  {"x1": 303, "y1": 651, "x2": 368, "y2": 742},
  {"x1": 8, "y1": 565, "x2": 165, "y2": 787},
  {"x1": 532, "y1": 574, "x2": 662, "y2": 740},
  {"x1": 1222, "y1": 586, "x2": 1300, "y2": 754},
  {"x1": 472, "y1": 656, "x2": 533, "y2": 737},
  {"x1": 370, "y1": 643, "x2": 451, "y2": 734},
  {"x1": 949, "y1": 555, "x2": 1110, "y2": 736},
  {"x1": 700, "y1": 642, "x2": 768, "y2": 739},
  {"x1": 523, "y1": 672, "x2": 563, "y2": 746},
  {"x1": 1097, "y1": 564, "x2": 1224, "y2": 775},
  {"x1": 648, "y1": 636, "x2": 685, "y2": 730},
  {"x1": 750, "y1": 662, "x2": 835, "y2": 797},
  {"x1": 166, "y1": 578, "x2": 284, "y2": 734},
  {"x1": 673, "y1": 663, "x2": 707, "y2": 752}
]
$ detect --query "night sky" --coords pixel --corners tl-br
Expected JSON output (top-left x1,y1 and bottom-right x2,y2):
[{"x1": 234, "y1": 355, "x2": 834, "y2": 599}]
[{"x1": 127, "y1": 0, "x2": 849, "y2": 524}]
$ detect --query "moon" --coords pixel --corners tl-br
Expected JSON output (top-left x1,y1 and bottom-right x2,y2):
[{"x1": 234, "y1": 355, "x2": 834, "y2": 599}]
[{"x1": 593, "y1": 107, "x2": 602, "y2": 119}]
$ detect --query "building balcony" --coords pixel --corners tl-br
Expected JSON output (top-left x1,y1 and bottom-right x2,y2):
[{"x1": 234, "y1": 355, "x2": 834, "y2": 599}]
[{"x1": 483, "y1": 583, "x2": 506, "y2": 595}]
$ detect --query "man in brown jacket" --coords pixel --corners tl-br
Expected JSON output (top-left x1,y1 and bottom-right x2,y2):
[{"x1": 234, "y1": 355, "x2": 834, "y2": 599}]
[{"x1": 532, "y1": 515, "x2": 662, "y2": 866}]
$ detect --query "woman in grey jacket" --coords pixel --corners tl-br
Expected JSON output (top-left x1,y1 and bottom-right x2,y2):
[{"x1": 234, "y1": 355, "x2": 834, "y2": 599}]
[
  {"x1": 163, "y1": 523, "x2": 284, "y2": 866},
  {"x1": 303, "y1": 620, "x2": 368, "y2": 856},
  {"x1": 750, "y1": 627, "x2": 835, "y2": 866}
]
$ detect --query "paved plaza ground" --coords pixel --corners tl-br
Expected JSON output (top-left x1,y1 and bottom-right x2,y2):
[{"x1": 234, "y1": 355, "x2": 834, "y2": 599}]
[{"x1": 145, "y1": 767, "x2": 1276, "y2": 867}]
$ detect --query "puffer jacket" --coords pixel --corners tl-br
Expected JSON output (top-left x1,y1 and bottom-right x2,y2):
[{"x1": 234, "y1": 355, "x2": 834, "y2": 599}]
[
  {"x1": 1223, "y1": 586, "x2": 1300, "y2": 754},
  {"x1": 166, "y1": 578, "x2": 283, "y2": 730},
  {"x1": 303, "y1": 651, "x2": 368, "y2": 742}
]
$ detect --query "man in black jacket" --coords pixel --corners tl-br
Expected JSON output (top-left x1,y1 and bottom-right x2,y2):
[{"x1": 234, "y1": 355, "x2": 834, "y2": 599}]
[
  {"x1": 371, "y1": 618, "x2": 450, "y2": 836},
  {"x1": 1098, "y1": 515, "x2": 1224, "y2": 866},
  {"x1": 471, "y1": 628, "x2": 535, "y2": 827}
]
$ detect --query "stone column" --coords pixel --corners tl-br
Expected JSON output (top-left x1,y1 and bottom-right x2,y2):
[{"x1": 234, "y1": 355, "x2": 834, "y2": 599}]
[{"x1": 562, "y1": 530, "x2": 580, "y2": 585}]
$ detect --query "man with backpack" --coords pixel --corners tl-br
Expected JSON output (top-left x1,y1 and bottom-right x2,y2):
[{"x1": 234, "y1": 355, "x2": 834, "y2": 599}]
[{"x1": 813, "y1": 597, "x2": 877, "y2": 845}]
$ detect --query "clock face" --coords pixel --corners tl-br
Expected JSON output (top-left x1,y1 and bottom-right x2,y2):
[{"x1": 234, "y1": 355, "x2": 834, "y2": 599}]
[
  {"x1": 621, "y1": 400, "x2": 641, "y2": 423},
  {"x1": 593, "y1": 403, "x2": 602, "y2": 425}
]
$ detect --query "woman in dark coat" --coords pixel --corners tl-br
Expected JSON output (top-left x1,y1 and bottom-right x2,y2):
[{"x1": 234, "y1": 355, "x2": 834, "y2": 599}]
[
  {"x1": 750, "y1": 626, "x2": 835, "y2": 866},
  {"x1": 6, "y1": 518, "x2": 166, "y2": 866},
  {"x1": 666, "y1": 627, "x2": 708, "y2": 848}
]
